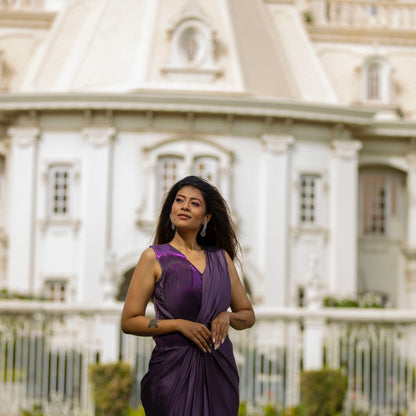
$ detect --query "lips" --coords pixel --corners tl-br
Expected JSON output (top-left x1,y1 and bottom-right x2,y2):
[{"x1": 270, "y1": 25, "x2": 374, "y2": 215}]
[{"x1": 177, "y1": 214, "x2": 190, "y2": 219}]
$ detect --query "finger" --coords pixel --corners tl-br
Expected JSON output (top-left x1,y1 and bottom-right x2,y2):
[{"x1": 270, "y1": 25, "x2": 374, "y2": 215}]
[
  {"x1": 196, "y1": 333, "x2": 211, "y2": 353},
  {"x1": 216, "y1": 323, "x2": 229, "y2": 349},
  {"x1": 212, "y1": 324, "x2": 222, "y2": 349},
  {"x1": 211, "y1": 322, "x2": 219, "y2": 346}
]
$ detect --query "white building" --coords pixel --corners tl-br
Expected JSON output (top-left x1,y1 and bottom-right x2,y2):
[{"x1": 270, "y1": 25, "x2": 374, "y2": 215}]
[{"x1": 0, "y1": 0, "x2": 416, "y2": 309}]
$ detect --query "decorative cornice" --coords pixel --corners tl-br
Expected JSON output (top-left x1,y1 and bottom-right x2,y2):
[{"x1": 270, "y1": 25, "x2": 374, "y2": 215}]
[
  {"x1": 0, "y1": 93, "x2": 376, "y2": 126},
  {"x1": 0, "y1": 9, "x2": 56, "y2": 29},
  {"x1": 355, "y1": 121, "x2": 416, "y2": 139}
]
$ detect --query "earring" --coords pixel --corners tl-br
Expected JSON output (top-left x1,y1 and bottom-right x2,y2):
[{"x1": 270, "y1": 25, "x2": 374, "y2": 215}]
[
  {"x1": 170, "y1": 214, "x2": 175, "y2": 230},
  {"x1": 200, "y1": 220, "x2": 207, "y2": 237}
]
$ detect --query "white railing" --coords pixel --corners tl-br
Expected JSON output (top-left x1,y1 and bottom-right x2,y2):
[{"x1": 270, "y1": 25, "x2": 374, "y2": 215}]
[
  {"x1": 0, "y1": 0, "x2": 63, "y2": 11},
  {"x1": 2, "y1": 301, "x2": 416, "y2": 415},
  {"x1": 306, "y1": 0, "x2": 416, "y2": 29}
]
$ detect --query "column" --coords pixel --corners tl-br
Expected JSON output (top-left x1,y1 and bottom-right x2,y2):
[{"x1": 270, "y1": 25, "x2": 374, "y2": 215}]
[
  {"x1": 404, "y1": 152, "x2": 416, "y2": 307},
  {"x1": 260, "y1": 134, "x2": 294, "y2": 306},
  {"x1": 406, "y1": 153, "x2": 416, "y2": 248},
  {"x1": 8, "y1": 127, "x2": 40, "y2": 293},
  {"x1": 81, "y1": 127, "x2": 115, "y2": 303},
  {"x1": 329, "y1": 139, "x2": 362, "y2": 296}
]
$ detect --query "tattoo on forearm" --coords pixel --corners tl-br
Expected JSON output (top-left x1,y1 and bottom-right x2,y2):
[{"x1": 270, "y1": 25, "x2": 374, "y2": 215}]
[
  {"x1": 233, "y1": 318, "x2": 247, "y2": 323},
  {"x1": 148, "y1": 319, "x2": 160, "y2": 329}
]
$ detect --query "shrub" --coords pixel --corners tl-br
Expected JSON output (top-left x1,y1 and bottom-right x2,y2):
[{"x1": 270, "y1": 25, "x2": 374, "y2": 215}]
[
  {"x1": 300, "y1": 368, "x2": 347, "y2": 416},
  {"x1": 124, "y1": 407, "x2": 146, "y2": 416},
  {"x1": 89, "y1": 361, "x2": 134, "y2": 416}
]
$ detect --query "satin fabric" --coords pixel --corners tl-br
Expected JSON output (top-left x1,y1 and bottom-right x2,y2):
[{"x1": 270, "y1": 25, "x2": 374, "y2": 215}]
[{"x1": 140, "y1": 244, "x2": 239, "y2": 416}]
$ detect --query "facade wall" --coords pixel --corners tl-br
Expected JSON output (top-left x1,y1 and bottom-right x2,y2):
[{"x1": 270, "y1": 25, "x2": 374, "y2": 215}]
[{"x1": 1, "y1": 0, "x2": 416, "y2": 310}]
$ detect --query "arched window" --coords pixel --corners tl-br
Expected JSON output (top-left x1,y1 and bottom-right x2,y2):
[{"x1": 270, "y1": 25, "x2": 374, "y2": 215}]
[
  {"x1": 367, "y1": 62, "x2": 380, "y2": 101},
  {"x1": 361, "y1": 57, "x2": 391, "y2": 104},
  {"x1": 137, "y1": 138, "x2": 233, "y2": 229}
]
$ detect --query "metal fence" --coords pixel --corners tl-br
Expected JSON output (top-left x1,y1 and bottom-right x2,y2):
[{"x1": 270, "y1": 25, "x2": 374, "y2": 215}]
[{"x1": 2, "y1": 301, "x2": 416, "y2": 415}]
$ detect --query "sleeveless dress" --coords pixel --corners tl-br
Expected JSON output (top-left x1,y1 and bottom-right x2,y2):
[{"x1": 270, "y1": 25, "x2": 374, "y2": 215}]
[{"x1": 140, "y1": 243, "x2": 239, "y2": 416}]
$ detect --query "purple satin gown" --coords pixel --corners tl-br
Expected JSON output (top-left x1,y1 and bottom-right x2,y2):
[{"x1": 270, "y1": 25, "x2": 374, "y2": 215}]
[{"x1": 140, "y1": 244, "x2": 239, "y2": 416}]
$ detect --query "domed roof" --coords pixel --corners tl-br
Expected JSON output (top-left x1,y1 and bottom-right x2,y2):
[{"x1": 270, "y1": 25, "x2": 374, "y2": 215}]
[{"x1": 21, "y1": 0, "x2": 337, "y2": 103}]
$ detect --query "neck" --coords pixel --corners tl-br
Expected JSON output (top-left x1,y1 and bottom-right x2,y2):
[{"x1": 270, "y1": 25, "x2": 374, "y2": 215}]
[{"x1": 170, "y1": 231, "x2": 201, "y2": 252}]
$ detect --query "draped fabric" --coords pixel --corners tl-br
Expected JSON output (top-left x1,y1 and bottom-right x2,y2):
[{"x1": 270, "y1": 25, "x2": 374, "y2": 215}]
[{"x1": 140, "y1": 244, "x2": 239, "y2": 416}]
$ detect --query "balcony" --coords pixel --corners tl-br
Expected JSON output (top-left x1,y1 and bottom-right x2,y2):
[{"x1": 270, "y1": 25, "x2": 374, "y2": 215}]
[{"x1": 303, "y1": 0, "x2": 416, "y2": 44}]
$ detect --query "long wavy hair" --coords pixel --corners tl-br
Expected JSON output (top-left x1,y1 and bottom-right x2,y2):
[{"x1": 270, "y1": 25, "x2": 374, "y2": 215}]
[{"x1": 154, "y1": 176, "x2": 240, "y2": 261}]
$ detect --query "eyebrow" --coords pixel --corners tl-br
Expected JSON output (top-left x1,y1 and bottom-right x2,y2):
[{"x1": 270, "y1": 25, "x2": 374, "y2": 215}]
[{"x1": 177, "y1": 193, "x2": 202, "y2": 203}]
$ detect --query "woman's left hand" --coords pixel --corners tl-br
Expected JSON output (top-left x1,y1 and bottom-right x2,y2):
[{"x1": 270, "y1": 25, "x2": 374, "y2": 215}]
[{"x1": 211, "y1": 311, "x2": 231, "y2": 350}]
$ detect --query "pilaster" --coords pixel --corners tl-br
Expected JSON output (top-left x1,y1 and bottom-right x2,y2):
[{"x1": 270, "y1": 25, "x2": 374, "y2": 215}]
[
  {"x1": 8, "y1": 127, "x2": 40, "y2": 293},
  {"x1": 80, "y1": 127, "x2": 115, "y2": 302},
  {"x1": 406, "y1": 152, "x2": 416, "y2": 249},
  {"x1": 329, "y1": 139, "x2": 362, "y2": 296},
  {"x1": 403, "y1": 152, "x2": 416, "y2": 307},
  {"x1": 260, "y1": 134, "x2": 294, "y2": 306}
]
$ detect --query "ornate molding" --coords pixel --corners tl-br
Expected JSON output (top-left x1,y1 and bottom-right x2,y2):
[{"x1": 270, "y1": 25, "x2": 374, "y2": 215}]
[
  {"x1": 402, "y1": 245, "x2": 416, "y2": 261},
  {"x1": 8, "y1": 127, "x2": 40, "y2": 148},
  {"x1": 331, "y1": 139, "x2": 362, "y2": 159},
  {"x1": 406, "y1": 153, "x2": 416, "y2": 171},
  {"x1": 262, "y1": 134, "x2": 295, "y2": 154},
  {"x1": 82, "y1": 127, "x2": 115, "y2": 147}
]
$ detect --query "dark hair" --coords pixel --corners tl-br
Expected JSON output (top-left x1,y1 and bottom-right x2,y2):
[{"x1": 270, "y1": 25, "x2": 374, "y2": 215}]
[{"x1": 154, "y1": 176, "x2": 240, "y2": 260}]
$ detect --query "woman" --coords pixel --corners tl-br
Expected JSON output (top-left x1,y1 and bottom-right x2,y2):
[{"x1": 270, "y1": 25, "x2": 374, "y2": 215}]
[{"x1": 121, "y1": 176, "x2": 255, "y2": 416}]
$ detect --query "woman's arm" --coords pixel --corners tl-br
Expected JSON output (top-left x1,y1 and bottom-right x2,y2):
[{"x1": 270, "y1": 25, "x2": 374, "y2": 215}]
[
  {"x1": 211, "y1": 252, "x2": 256, "y2": 349},
  {"x1": 121, "y1": 248, "x2": 213, "y2": 352}
]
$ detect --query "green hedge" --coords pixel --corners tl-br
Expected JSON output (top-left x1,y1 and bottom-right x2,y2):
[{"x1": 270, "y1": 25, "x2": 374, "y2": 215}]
[
  {"x1": 89, "y1": 361, "x2": 134, "y2": 416},
  {"x1": 300, "y1": 368, "x2": 347, "y2": 416}
]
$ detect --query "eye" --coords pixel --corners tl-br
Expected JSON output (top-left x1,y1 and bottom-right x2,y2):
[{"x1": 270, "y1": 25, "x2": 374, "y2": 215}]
[
  {"x1": 191, "y1": 201, "x2": 200, "y2": 207},
  {"x1": 175, "y1": 197, "x2": 184, "y2": 203}
]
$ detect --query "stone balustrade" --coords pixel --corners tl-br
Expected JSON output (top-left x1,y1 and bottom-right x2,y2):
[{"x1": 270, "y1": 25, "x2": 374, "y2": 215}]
[{"x1": 307, "y1": 0, "x2": 416, "y2": 29}]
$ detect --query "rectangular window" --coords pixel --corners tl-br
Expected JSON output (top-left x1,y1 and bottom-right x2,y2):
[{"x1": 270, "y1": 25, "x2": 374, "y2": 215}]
[
  {"x1": 49, "y1": 165, "x2": 71, "y2": 217},
  {"x1": 193, "y1": 156, "x2": 218, "y2": 185},
  {"x1": 157, "y1": 156, "x2": 183, "y2": 204},
  {"x1": 362, "y1": 173, "x2": 387, "y2": 236},
  {"x1": 300, "y1": 174, "x2": 320, "y2": 225},
  {"x1": 44, "y1": 280, "x2": 68, "y2": 303}
]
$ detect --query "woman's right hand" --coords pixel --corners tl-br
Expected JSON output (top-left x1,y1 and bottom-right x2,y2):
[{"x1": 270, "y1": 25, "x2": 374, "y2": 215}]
[{"x1": 177, "y1": 319, "x2": 212, "y2": 353}]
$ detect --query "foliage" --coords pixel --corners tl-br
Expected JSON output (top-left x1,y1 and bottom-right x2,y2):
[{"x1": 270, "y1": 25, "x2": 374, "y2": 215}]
[
  {"x1": 20, "y1": 403, "x2": 44, "y2": 416},
  {"x1": 323, "y1": 291, "x2": 386, "y2": 308},
  {"x1": 124, "y1": 407, "x2": 146, "y2": 416},
  {"x1": 323, "y1": 296, "x2": 359, "y2": 308},
  {"x1": 239, "y1": 401, "x2": 250, "y2": 416},
  {"x1": 302, "y1": 11, "x2": 313, "y2": 24},
  {"x1": 238, "y1": 402, "x2": 306, "y2": 416},
  {"x1": 300, "y1": 368, "x2": 347, "y2": 416},
  {"x1": 280, "y1": 405, "x2": 307, "y2": 416},
  {"x1": 262, "y1": 403, "x2": 279, "y2": 416},
  {"x1": 89, "y1": 361, "x2": 134, "y2": 416},
  {"x1": 0, "y1": 288, "x2": 47, "y2": 301}
]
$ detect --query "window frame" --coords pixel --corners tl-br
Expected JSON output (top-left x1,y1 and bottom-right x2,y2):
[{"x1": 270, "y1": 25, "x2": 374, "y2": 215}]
[
  {"x1": 48, "y1": 164, "x2": 72, "y2": 218},
  {"x1": 359, "y1": 169, "x2": 403, "y2": 238},
  {"x1": 43, "y1": 279, "x2": 68, "y2": 303},
  {"x1": 361, "y1": 57, "x2": 392, "y2": 104}
]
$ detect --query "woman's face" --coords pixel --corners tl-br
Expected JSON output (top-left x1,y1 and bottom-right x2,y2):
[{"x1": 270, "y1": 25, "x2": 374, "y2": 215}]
[{"x1": 170, "y1": 186, "x2": 210, "y2": 232}]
